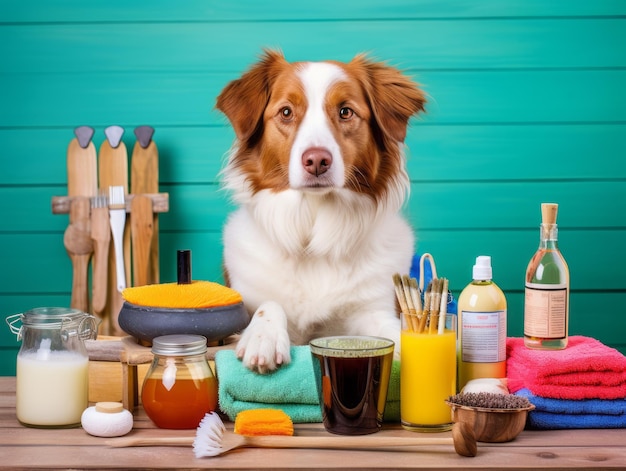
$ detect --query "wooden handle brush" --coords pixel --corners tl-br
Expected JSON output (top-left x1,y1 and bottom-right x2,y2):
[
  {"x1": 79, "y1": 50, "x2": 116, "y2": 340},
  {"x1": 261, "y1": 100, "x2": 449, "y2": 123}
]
[{"x1": 107, "y1": 412, "x2": 477, "y2": 458}]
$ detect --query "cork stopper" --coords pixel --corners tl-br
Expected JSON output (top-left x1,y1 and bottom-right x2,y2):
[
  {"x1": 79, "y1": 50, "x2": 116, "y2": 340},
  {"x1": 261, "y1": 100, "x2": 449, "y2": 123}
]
[
  {"x1": 541, "y1": 203, "x2": 558, "y2": 225},
  {"x1": 95, "y1": 402, "x2": 124, "y2": 414}
]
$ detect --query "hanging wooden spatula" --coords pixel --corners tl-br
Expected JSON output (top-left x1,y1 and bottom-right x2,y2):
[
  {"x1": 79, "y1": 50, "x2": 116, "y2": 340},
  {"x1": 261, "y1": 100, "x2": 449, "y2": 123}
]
[
  {"x1": 98, "y1": 125, "x2": 128, "y2": 335},
  {"x1": 130, "y1": 126, "x2": 159, "y2": 286},
  {"x1": 66, "y1": 126, "x2": 97, "y2": 311}
]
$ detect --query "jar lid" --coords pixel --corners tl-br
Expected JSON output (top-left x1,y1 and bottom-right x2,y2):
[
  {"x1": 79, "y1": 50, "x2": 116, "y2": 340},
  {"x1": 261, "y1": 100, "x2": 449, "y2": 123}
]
[
  {"x1": 151, "y1": 334, "x2": 208, "y2": 356},
  {"x1": 22, "y1": 307, "x2": 87, "y2": 327},
  {"x1": 6, "y1": 307, "x2": 98, "y2": 341}
]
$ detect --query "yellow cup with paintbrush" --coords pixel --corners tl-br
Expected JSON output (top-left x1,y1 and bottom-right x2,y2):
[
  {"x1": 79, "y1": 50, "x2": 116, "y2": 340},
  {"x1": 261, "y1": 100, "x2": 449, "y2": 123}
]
[{"x1": 394, "y1": 274, "x2": 457, "y2": 432}]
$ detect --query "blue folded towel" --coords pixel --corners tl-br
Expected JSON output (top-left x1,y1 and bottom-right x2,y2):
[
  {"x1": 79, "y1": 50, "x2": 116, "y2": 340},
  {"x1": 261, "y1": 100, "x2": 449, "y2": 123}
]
[
  {"x1": 516, "y1": 388, "x2": 626, "y2": 429},
  {"x1": 215, "y1": 346, "x2": 400, "y2": 423}
]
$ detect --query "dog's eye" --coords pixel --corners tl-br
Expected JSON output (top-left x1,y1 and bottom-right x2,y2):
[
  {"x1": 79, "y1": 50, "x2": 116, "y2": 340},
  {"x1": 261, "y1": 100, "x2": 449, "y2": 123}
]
[
  {"x1": 339, "y1": 107, "x2": 354, "y2": 120},
  {"x1": 279, "y1": 107, "x2": 294, "y2": 122}
]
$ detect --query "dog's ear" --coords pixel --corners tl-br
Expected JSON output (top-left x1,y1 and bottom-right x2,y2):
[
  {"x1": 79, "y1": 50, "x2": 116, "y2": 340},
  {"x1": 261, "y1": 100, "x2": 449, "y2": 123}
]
[
  {"x1": 350, "y1": 55, "x2": 426, "y2": 143},
  {"x1": 216, "y1": 49, "x2": 287, "y2": 142}
]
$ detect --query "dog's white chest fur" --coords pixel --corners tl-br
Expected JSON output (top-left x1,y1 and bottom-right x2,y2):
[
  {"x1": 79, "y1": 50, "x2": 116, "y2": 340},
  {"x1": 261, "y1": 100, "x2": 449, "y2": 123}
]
[{"x1": 224, "y1": 189, "x2": 414, "y2": 346}]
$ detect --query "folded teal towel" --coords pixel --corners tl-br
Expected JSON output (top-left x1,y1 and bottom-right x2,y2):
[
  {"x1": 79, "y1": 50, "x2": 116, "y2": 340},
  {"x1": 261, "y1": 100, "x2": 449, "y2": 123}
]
[
  {"x1": 215, "y1": 346, "x2": 322, "y2": 423},
  {"x1": 215, "y1": 346, "x2": 400, "y2": 423}
]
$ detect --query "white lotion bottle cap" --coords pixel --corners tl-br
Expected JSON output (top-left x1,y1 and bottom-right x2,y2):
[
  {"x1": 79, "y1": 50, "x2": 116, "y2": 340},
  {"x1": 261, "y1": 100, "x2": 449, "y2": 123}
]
[{"x1": 473, "y1": 256, "x2": 493, "y2": 281}]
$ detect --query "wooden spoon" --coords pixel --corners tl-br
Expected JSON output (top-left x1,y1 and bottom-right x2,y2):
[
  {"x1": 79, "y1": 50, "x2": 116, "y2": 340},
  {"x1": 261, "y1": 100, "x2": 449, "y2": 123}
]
[{"x1": 64, "y1": 197, "x2": 93, "y2": 312}]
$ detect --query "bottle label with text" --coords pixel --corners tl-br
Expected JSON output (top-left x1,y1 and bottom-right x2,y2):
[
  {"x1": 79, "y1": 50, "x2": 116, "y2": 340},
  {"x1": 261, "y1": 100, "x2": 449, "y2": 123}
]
[
  {"x1": 460, "y1": 310, "x2": 507, "y2": 362},
  {"x1": 524, "y1": 283, "x2": 568, "y2": 339}
]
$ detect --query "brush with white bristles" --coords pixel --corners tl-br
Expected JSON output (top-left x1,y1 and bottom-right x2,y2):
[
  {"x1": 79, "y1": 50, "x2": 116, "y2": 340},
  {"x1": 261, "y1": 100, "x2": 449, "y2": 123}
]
[{"x1": 106, "y1": 412, "x2": 477, "y2": 457}]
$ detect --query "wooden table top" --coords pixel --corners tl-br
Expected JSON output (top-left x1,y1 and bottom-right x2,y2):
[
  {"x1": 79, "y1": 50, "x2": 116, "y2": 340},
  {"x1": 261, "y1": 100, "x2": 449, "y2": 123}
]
[{"x1": 1, "y1": 377, "x2": 625, "y2": 470}]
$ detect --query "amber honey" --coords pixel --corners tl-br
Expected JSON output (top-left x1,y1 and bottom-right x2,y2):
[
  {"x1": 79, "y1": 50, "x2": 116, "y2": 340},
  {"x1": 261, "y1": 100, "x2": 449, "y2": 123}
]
[{"x1": 142, "y1": 376, "x2": 218, "y2": 429}]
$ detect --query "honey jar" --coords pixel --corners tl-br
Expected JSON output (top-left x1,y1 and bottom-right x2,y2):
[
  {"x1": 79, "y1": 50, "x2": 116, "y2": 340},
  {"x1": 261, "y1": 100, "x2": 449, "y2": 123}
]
[{"x1": 141, "y1": 334, "x2": 218, "y2": 429}]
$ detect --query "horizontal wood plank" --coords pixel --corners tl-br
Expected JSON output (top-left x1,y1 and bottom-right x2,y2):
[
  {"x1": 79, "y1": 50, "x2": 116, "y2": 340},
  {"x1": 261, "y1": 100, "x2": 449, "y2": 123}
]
[
  {"x1": 2, "y1": 70, "x2": 626, "y2": 128},
  {"x1": 2, "y1": 0, "x2": 626, "y2": 23},
  {"x1": 2, "y1": 19, "x2": 625, "y2": 74}
]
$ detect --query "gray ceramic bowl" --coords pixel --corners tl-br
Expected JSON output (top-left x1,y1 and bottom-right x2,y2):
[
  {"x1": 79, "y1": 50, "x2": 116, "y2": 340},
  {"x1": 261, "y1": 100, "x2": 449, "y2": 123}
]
[{"x1": 118, "y1": 301, "x2": 250, "y2": 344}]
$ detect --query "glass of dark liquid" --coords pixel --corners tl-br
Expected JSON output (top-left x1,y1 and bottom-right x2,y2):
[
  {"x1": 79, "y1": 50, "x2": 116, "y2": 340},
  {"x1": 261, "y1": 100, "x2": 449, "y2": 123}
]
[{"x1": 310, "y1": 336, "x2": 394, "y2": 435}]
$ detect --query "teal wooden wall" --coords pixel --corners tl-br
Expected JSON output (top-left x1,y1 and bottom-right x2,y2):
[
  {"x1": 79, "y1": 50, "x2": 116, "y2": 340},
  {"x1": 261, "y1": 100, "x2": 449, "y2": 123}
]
[{"x1": 1, "y1": 1, "x2": 625, "y2": 375}]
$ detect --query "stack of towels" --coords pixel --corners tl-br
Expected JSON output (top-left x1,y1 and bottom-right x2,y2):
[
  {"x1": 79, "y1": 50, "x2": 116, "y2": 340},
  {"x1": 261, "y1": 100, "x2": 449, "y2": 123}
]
[
  {"x1": 507, "y1": 336, "x2": 626, "y2": 429},
  {"x1": 215, "y1": 346, "x2": 401, "y2": 423}
]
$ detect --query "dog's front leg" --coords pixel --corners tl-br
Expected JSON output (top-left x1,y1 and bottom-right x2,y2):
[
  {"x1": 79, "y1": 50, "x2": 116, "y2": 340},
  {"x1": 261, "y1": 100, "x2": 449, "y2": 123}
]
[{"x1": 236, "y1": 301, "x2": 292, "y2": 374}]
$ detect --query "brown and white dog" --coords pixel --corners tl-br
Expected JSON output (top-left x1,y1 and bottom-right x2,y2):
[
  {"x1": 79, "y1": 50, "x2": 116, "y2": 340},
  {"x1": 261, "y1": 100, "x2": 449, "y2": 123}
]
[{"x1": 216, "y1": 50, "x2": 425, "y2": 373}]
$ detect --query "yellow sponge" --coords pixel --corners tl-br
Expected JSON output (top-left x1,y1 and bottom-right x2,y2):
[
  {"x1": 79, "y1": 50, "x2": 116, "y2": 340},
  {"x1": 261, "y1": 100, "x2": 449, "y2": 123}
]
[
  {"x1": 121, "y1": 280, "x2": 242, "y2": 309},
  {"x1": 234, "y1": 409, "x2": 294, "y2": 436}
]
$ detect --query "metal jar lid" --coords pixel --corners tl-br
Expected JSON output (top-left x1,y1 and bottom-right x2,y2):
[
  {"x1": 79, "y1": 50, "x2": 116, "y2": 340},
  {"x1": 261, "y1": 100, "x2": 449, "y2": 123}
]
[
  {"x1": 6, "y1": 307, "x2": 98, "y2": 341},
  {"x1": 151, "y1": 334, "x2": 208, "y2": 356}
]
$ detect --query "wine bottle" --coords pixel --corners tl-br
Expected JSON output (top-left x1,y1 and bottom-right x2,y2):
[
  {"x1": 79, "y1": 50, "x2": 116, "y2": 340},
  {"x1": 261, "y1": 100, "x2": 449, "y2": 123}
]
[{"x1": 524, "y1": 203, "x2": 570, "y2": 350}]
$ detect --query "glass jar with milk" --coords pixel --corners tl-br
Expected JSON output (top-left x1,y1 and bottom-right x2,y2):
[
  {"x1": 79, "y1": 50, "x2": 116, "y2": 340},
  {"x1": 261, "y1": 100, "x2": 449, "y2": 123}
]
[{"x1": 6, "y1": 307, "x2": 98, "y2": 428}]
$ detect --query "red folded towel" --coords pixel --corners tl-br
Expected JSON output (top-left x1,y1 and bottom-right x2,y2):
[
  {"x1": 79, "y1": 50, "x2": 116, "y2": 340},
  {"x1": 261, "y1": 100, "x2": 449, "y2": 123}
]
[{"x1": 507, "y1": 336, "x2": 626, "y2": 400}]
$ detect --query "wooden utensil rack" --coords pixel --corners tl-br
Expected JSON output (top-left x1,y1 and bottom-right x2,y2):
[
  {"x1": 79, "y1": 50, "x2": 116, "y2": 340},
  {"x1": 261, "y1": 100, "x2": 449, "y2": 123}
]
[
  {"x1": 52, "y1": 194, "x2": 169, "y2": 214},
  {"x1": 52, "y1": 125, "x2": 169, "y2": 336}
]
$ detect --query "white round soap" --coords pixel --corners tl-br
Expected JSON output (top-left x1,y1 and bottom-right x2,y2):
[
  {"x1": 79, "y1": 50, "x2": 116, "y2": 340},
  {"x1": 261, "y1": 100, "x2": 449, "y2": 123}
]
[{"x1": 81, "y1": 402, "x2": 133, "y2": 437}]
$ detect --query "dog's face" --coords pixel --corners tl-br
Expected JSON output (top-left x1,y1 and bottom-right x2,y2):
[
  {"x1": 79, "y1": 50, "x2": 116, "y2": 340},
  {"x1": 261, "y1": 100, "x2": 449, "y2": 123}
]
[{"x1": 216, "y1": 50, "x2": 425, "y2": 203}]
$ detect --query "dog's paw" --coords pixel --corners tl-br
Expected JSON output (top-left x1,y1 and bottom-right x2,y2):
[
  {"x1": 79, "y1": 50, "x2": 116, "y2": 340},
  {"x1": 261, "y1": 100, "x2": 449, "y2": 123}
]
[{"x1": 236, "y1": 301, "x2": 291, "y2": 374}]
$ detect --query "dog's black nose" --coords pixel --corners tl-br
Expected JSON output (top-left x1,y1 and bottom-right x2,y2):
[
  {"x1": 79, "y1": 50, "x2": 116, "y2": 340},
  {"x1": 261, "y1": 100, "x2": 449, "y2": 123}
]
[{"x1": 302, "y1": 147, "x2": 332, "y2": 177}]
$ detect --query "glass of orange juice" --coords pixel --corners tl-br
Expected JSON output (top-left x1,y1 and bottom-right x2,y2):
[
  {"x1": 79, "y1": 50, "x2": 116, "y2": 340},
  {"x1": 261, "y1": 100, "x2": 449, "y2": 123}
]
[{"x1": 400, "y1": 314, "x2": 457, "y2": 432}]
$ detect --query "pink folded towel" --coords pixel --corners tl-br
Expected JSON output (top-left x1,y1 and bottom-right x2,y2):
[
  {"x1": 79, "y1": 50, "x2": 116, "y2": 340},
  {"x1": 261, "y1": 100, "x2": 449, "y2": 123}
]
[{"x1": 507, "y1": 336, "x2": 626, "y2": 400}]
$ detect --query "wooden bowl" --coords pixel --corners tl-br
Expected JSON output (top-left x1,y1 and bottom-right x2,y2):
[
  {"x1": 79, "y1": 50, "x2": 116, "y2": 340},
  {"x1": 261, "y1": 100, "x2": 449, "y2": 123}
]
[
  {"x1": 118, "y1": 301, "x2": 250, "y2": 345},
  {"x1": 446, "y1": 402, "x2": 535, "y2": 443}
]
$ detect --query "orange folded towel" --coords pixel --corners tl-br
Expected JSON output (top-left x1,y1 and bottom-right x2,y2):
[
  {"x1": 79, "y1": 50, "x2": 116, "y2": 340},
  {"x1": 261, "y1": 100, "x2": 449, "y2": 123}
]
[{"x1": 234, "y1": 409, "x2": 294, "y2": 436}]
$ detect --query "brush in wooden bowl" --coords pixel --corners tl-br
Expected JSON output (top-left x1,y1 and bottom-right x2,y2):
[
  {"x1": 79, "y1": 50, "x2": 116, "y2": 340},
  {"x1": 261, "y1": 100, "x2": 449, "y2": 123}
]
[{"x1": 446, "y1": 392, "x2": 535, "y2": 443}]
